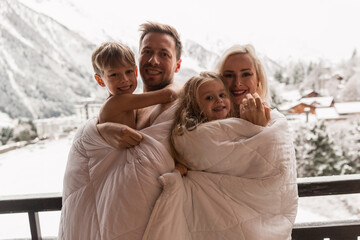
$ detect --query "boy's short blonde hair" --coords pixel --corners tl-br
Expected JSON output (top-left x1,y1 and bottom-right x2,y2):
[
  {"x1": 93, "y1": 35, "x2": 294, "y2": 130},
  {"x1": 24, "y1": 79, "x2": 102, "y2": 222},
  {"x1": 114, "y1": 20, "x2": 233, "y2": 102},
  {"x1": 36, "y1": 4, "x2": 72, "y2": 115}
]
[
  {"x1": 91, "y1": 42, "x2": 136, "y2": 76},
  {"x1": 139, "y1": 21, "x2": 182, "y2": 60}
]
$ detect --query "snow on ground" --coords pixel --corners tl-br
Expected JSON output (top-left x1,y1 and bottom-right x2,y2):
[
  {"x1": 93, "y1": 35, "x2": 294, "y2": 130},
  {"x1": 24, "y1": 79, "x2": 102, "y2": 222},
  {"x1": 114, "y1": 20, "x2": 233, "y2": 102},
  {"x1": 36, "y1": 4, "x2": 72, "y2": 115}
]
[
  {"x1": 0, "y1": 134, "x2": 360, "y2": 238},
  {"x1": 0, "y1": 137, "x2": 73, "y2": 196},
  {"x1": 0, "y1": 136, "x2": 73, "y2": 239}
]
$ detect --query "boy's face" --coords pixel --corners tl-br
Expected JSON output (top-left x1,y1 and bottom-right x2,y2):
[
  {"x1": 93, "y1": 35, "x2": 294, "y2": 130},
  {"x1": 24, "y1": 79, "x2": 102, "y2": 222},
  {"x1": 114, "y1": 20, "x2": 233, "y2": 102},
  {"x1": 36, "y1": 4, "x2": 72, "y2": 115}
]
[
  {"x1": 139, "y1": 32, "x2": 181, "y2": 92},
  {"x1": 95, "y1": 62, "x2": 138, "y2": 96}
]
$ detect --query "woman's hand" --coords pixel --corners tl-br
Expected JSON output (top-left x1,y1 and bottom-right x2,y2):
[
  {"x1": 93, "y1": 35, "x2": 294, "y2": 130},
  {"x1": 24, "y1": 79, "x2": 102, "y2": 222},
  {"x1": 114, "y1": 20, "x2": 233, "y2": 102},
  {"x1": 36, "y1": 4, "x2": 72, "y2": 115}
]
[
  {"x1": 239, "y1": 93, "x2": 271, "y2": 127},
  {"x1": 97, "y1": 122, "x2": 143, "y2": 149}
]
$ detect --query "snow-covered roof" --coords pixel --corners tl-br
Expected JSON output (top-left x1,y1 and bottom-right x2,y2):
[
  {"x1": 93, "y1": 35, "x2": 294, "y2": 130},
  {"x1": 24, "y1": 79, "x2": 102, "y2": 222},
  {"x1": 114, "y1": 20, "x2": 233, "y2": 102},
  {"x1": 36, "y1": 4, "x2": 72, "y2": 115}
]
[
  {"x1": 315, "y1": 107, "x2": 341, "y2": 120},
  {"x1": 281, "y1": 90, "x2": 301, "y2": 102},
  {"x1": 300, "y1": 97, "x2": 334, "y2": 107},
  {"x1": 334, "y1": 102, "x2": 360, "y2": 114},
  {"x1": 302, "y1": 89, "x2": 319, "y2": 96}
]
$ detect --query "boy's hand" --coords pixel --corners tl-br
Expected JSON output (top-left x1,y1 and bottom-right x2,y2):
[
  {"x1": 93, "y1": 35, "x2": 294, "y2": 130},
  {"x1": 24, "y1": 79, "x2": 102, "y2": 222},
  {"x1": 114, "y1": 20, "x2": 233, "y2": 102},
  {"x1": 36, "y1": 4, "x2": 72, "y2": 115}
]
[
  {"x1": 159, "y1": 87, "x2": 178, "y2": 103},
  {"x1": 97, "y1": 122, "x2": 143, "y2": 149},
  {"x1": 239, "y1": 93, "x2": 271, "y2": 127},
  {"x1": 160, "y1": 82, "x2": 183, "y2": 103},
  {"x1": 167, "y1": 88, "x2": 178, "y2": 102},
  {"x1": 165, "y1": 82, "x2": 182, "y2": 94}
]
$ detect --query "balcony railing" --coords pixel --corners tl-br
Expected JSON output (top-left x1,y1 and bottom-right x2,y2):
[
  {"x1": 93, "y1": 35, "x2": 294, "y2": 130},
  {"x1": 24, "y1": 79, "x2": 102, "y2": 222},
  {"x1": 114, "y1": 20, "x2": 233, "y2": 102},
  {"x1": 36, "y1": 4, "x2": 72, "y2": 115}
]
[
  {"x1": 1, "y1": 174, "x2": 360, "y2": 240},
  {"x1": 292, "y1": 174, "x2": 360, "y2": 240},
  {"x1": 0, "y1": 192, "x2": 61, "y2": 240}
]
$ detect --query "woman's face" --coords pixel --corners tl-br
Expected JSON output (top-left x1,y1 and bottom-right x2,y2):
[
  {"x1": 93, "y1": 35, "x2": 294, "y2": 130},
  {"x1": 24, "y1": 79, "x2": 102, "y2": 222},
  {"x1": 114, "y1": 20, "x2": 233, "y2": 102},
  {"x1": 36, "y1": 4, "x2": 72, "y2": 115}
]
[{"x1": 222, "y1": 53, "x2": 258, "y2": 106}]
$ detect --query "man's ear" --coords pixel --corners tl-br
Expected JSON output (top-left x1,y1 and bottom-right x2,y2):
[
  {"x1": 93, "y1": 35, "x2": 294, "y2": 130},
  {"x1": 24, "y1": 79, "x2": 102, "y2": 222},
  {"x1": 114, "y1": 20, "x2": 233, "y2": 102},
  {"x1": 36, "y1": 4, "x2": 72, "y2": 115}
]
[
  {"x1": 94, "y1": 74, "x2": 105, "y2": 87},
  {"x1": 174, "y1": 59, "x2": 182, "y2": 73}
]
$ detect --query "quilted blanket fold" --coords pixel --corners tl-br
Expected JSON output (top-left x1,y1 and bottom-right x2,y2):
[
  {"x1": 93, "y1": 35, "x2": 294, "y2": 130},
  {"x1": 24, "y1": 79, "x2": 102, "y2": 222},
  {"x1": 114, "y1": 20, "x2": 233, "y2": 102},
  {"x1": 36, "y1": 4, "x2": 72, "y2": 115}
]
[{"x1": 58, "y1": 105, "x2": 177, "y2": 239}]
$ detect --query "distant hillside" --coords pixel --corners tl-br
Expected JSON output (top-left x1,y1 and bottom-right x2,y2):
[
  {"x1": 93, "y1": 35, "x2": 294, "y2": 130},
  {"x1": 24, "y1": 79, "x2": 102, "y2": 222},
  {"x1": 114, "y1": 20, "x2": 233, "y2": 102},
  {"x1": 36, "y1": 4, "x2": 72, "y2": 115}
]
[{"x1": 0, "y1": 0, "x2": 104, "y2": 118}]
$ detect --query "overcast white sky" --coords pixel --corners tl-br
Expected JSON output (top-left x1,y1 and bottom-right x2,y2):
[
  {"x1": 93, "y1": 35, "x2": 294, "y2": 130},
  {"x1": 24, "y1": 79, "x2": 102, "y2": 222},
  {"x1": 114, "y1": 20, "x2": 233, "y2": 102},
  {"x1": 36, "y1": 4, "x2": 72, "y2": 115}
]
[{"x1": 23, "y1": 0, "x2": 360, "y2": 63}]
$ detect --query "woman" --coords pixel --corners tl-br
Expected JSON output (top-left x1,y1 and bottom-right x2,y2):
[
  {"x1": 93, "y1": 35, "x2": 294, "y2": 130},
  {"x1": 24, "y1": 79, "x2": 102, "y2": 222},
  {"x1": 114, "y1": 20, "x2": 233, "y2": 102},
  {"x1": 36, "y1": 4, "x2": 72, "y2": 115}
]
[{"x1": 216, "y1": 44, "x2": 271, "y2": 126}]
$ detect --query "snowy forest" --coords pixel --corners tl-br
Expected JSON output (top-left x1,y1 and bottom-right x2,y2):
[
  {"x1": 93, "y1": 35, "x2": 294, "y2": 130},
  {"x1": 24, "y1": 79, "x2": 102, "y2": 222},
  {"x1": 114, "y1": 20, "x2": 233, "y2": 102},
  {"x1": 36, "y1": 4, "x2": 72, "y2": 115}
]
[{"x1": 269, "y1": 57, "x2": 360, "y2": 178}]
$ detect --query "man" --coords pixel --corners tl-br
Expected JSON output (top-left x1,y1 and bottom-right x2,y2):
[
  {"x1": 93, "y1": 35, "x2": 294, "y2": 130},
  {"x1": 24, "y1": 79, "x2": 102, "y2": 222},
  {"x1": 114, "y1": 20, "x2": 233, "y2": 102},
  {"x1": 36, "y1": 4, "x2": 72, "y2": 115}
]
[
  {"x1": 58, "y1": 22, "x2": 183, "y2": 239},
  {"x1": 96, "y1": 22, "x2": 182, "y2": 148}
]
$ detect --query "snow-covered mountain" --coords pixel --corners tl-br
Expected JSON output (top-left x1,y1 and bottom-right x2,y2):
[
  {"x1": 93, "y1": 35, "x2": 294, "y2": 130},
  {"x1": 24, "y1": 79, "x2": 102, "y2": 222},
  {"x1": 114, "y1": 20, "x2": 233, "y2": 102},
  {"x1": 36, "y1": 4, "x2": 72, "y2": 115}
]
[
  {"x1": 0, "y1": 0, "x2": 107, "y2": 119},
  {"x1": 0, "y1": 0, "x2": 291, "y2": 120}
]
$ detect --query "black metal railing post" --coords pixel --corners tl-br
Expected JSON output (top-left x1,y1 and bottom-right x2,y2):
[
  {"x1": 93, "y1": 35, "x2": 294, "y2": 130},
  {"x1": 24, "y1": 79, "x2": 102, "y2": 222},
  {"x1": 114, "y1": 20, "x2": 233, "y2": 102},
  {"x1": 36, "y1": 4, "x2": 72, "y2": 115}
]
[{"x1": 28, "y1": 211, "x2": 41, "y2": 240}]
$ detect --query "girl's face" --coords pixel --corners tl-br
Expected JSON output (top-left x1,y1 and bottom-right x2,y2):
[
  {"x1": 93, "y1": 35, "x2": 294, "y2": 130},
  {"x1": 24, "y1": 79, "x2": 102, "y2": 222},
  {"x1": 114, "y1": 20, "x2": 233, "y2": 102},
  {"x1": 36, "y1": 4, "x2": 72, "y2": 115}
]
[
  {"x1": 222, "y1": 53, "x2": 258, "y2": 106},
  {"x1": 197, "y1": 79, "x2": 231, "y2": 121}
]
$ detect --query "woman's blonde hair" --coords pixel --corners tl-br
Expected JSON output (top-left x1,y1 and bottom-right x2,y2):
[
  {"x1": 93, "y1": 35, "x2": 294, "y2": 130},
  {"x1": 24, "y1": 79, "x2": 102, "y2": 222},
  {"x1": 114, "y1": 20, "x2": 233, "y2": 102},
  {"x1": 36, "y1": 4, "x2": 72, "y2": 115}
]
[
  {"x1": 170, "y1": 71, "x2": 234, "y2": 165},
  {"x1": 215, "y1": 44, "x2": 270, "y2": 105}
]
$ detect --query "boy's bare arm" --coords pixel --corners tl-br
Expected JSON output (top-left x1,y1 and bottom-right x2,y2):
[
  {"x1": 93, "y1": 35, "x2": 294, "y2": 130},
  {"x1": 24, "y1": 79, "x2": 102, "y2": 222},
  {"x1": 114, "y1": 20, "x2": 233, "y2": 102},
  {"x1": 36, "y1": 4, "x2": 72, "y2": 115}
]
[
  {"x1": 105, "y1": 88, "x2": 176, "y2": 112},
  {"x1": 99, "y1": 88, "x2": 177, "y2": 124}
]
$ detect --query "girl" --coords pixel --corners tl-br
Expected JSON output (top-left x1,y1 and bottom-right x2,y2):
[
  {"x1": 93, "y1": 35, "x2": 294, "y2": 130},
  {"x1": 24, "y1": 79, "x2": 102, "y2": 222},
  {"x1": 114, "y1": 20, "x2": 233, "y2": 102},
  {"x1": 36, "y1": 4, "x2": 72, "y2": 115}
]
[
  {"x1": 172, "y1": 72, "x2": 233, "y2": 133},
  {"x1": 170, "y1": 71, "x2": 233, "y2": 170},
  {"x1": 171, "y1": 69, "x2": 270, "y2": 172}
]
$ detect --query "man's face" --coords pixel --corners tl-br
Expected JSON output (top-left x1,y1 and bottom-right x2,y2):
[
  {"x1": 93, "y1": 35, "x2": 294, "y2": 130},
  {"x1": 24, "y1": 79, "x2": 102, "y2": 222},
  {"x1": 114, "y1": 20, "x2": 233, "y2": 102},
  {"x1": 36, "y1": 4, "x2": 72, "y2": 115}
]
[{"x1": 139, "y1": 32, "x2": 181, "y2": 92}]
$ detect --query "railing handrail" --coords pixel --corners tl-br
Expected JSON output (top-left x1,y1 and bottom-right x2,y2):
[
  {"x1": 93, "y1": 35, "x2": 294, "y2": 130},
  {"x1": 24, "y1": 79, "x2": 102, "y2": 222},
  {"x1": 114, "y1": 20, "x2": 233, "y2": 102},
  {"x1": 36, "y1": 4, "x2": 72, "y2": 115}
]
[
  {"x1": 0, "y1": 192, "x2": 62, "y2": 214},
  {"x1": 1, "y1": 174, "x2": 360, "y2": 239},
  {"x1": 297, "y1": 173, "x2": 360, "y2": 197}
]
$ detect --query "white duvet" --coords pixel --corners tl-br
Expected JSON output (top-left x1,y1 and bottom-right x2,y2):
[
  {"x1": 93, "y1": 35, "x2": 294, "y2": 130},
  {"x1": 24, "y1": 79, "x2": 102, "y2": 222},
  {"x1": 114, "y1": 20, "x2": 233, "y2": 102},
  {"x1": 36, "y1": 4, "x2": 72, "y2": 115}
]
[{"x1": 58, "y1": 104, "x2": 298, "y2": 240}]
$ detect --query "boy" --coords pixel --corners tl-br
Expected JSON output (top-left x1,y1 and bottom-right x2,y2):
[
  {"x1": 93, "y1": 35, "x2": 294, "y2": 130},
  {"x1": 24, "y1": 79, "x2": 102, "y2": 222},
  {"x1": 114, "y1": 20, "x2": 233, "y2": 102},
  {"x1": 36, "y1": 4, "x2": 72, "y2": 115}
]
[{"x1": 92, "y1": 42, "x2": 177, "y2": 129}]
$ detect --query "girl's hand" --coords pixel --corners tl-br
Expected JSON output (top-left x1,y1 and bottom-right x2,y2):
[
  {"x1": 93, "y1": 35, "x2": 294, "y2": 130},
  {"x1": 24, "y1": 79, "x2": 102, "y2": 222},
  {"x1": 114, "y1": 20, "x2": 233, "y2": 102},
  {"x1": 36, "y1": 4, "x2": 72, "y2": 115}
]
[
  {"x1": 239, "y1": 93, "x2": 271, "y2": 127},
  {"x1": 97, "y1": 122, "x2": 143, "y2": 149},
  {"x1": 175, "y1": 163, "x2": 188, "y2": 177}
]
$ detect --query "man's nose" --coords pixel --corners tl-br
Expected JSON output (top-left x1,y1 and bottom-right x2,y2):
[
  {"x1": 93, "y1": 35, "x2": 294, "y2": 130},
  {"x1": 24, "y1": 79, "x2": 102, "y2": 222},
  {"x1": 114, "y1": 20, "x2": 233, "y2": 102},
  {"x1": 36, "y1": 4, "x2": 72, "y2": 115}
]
[{"x1": 148, "y1": 54, "x2": 160, "y2": 65}]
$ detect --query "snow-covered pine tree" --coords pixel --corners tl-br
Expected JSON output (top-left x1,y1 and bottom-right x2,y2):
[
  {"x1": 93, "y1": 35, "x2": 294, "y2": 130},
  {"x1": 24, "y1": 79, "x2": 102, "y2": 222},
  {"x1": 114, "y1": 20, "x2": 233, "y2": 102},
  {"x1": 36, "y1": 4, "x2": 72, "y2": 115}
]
[{"x1": 305, "y1": 122, "x2": 342, "y2": 176}]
